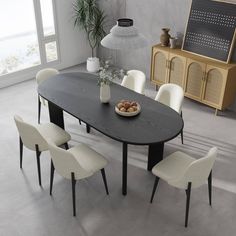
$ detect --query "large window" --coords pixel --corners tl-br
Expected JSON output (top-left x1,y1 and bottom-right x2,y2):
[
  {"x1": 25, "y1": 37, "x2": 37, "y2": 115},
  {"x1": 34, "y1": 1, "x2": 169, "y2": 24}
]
[{"x1": 0, "y1": 0, "x2": 59, "y2": 76}]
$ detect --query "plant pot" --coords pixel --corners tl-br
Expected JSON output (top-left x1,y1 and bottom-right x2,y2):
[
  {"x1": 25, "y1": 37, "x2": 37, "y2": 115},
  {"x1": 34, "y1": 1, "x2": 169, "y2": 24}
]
[
  {"x1": 87, "y1": 57, "x2": 100, "y2": 72},
  {"x1": 100, "y1": 83, "x2": 110, "y2": 103}
]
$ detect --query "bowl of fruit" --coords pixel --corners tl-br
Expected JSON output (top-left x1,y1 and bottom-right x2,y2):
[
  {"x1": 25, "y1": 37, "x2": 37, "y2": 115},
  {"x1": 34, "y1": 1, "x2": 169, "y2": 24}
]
[{"x1": 115, "y1": 100, "x2": 141, "y2": 117}]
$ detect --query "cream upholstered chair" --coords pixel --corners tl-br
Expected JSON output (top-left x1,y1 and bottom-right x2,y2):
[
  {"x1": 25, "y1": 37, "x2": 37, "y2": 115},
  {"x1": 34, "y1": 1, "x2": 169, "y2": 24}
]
[
  {"x1": 47, "y1": 140, "x2": 109, "y2": 216},
  {"x1": 155, "y1": 83, "x2": 184, "y2": 143},
  {"x1": 14, "y1": 115, "x2": 71, "y2": 186},
  {"x1": 36, "y1": 68, "x2": 59, "y2": 124},
  {"x1": 150, "y1": 147, "x2": 218, "y2": 227},
  {"x1": 121, "y1": 70, "x2": 146, "y2": 94}
]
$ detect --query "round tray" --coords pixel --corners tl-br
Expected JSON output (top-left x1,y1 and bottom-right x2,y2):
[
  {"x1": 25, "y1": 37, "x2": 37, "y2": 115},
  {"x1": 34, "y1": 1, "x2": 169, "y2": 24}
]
[{"x1": 115, "y1": 103, "x2": 141, "y2": 117}]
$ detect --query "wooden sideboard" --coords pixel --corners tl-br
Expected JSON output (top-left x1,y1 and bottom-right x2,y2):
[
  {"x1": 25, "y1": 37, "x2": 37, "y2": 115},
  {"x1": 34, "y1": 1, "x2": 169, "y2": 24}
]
[{"x1": 150, "y1": 44, "x2": 236, "y2": 115}]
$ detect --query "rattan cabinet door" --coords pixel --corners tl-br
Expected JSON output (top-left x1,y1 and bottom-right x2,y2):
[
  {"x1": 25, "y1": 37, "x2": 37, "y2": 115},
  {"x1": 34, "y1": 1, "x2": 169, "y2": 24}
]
[
  {"x1": 152, "y1": 49, "x2": 169, "y2": 86},
  {"x1": 167, "y1": 53, "x2": 186, "y2": 88},
  {"x1": 184, "y1": 59, "x2": 206, "y2": 101},
  {"x1": 202, "y1": 66, "x2": 226, "y2": 108}
]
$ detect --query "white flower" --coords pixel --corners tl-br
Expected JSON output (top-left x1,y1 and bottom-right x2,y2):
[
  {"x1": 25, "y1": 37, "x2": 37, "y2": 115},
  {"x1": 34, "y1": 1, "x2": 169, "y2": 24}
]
[{"x1": 97, "y1": 60, "x2": 126, "y2": 86}]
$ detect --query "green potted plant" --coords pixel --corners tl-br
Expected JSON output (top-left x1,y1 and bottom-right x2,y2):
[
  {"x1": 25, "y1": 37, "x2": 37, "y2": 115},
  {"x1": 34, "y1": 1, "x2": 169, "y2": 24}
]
[{"x1": 73, "y1": 0, "x2": 106, "y2": 72}]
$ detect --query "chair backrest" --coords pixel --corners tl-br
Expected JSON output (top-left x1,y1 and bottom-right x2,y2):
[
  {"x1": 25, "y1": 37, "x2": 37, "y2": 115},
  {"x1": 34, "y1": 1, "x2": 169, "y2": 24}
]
[
  {"x1": 36, "y1": 68, "x2": 59, "y2": 85},
  {"x1": 155, "y1": 83, "x2": 184, "y2": 114},
  {"x1": 170, "y1": 147, "x2": 218, "y2": 189},
  {"x1": 14, "y1": 115, "x2": 48, "y2": 151},
  {"x1": 121, "y1": 70, "x2": 146, "y2": 94},
  {"x1": 47, "y1": 140, "x2": 93, "y2": 180}
]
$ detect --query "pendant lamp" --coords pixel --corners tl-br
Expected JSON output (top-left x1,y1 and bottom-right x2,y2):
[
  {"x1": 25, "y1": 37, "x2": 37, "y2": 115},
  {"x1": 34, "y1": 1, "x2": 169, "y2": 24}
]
[{"x1": 101, "y1": 18, "x2": 147, "y2": 50}]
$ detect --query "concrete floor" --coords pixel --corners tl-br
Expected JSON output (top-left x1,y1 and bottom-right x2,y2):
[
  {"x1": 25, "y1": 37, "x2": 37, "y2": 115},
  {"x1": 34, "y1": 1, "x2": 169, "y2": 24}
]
[{"x1": 1, "y1": 67, "x2": 236, "y2": 236}]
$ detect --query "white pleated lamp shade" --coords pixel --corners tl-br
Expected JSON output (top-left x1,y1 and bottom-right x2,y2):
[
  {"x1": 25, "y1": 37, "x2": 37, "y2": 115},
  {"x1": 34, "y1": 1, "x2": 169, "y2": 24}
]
[{"x1": 101, "y1": 19, "x2": 147, "y2": 50}]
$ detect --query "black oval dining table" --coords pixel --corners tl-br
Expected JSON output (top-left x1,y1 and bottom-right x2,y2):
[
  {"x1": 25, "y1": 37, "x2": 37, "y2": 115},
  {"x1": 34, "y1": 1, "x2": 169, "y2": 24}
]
[{"x1": 38, "y1": 72, "x2": 183, "y2": 195}]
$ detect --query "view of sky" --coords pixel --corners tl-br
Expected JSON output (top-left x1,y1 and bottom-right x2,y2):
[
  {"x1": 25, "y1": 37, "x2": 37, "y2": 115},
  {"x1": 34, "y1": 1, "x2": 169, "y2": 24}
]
[
  {"x1": 0, "y1": 0, "x2": 56, "y2": 75},
  {"x1": 0, "y1": 0, "x2": 36, "y2": 38},
  {"x1": 40, "y1": 0, "x2": 55, "y2": 36},
  {"x1": 0, "y1": 0, "x2": 54, "y2": 39}
]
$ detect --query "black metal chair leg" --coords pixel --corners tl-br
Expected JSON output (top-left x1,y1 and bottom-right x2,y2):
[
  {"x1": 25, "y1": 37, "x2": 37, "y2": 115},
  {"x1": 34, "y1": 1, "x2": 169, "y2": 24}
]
[
  {"x1": 180, "y1": 111, "x2": 184, "y2": 144},
  {"x1": 86, "y1": 124, "x2": 91, "y2": 133},
  {"x1": 19, "y1": 137, "x2": 23, "y2": 169},
  {"x1": 150, "y1": 177, "x2": 160, "y2": 203},
  {"x1": 208, "y1": 171, "x2": 212, "y2": 206},
  {"x1": 64, "y1": 143, "x2": 69, "y2": 150},
  {"x1": 101, "y1": 168, "x2": 109, "y2": 195},
  {"x1": 71, "y1": 172, "x2": 76, "y2": 217},
  {"x1": 50, "y1": 160, "x2": 55, "y2": 195},
  {"x1": 185, "y1": 182, "x2": 192, "y2": 227},
  {"x1": 38, "y1": 95, "x2": 41, "y2": 124},
  {"x1": 35, "y1": 145, "x2": 42, "y2": 186}
]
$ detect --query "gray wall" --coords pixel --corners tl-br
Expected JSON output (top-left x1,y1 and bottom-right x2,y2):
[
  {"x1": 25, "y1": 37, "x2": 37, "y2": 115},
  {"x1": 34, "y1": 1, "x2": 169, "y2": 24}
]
[
  {"x1": 99, "y1": 0, "x2": 236, "y2": 110},
  {"x1": 55, "y1": 0, "x2": 90, "y2": 69},
  {"x1": 117, "y1": 0, "x2": 191, "y2": 76},
  {"x1": 99, "y1": 0, "x2": 191, "y2": 75}
]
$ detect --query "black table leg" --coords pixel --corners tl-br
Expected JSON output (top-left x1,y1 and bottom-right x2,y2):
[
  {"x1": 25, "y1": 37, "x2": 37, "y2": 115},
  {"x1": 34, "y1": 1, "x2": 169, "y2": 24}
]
[
  {"x1": 122, "y1": 142, "x2": 128, "y2": 196},
  {"x1": 48, "y1": 101, "x2": 64, "y2": 129},
  {"x1": 147, "y1": 143, "x2": 164, "y2": 171}
]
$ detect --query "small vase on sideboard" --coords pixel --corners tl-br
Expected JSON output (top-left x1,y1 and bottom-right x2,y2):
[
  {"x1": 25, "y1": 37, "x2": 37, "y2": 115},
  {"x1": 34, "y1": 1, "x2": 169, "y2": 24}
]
[{"x1": 160, "y1": 28, "x2": 171, "y2": 47}]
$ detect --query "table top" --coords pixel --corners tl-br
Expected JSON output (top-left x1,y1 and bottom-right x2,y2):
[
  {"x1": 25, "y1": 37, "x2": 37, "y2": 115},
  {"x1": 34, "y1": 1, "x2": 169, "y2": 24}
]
[{"x1": 38, "y1": 72, "x2": 183, "y2": 145}]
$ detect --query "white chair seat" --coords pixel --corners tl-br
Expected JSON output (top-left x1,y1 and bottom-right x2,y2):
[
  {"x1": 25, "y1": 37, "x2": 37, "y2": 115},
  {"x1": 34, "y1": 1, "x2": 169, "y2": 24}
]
[
  {"x1": 152, "y1": 151, "x2": 196, "y2": 183},
  {"x1": 37, "y1": 123, "x2": 71, "y2": 151},
  {"x1": 121, "y1": 70, "x2": 146, "y2": 94},
  {"x1": 47, "y1": 140, "x2": 109, "y2": 216},
  {"x1": 68, "y1": 144, "x2": 108, "y2": 174},
  {"x1": 150, "y1": 147, "x2": 217, "y2": 227},
  {"x1": 14, "y1": 115, "x2": 71, "y2": 186},
  {"x1": 36, "y1": 68, "x2": 59, "y2": 123},
  {"x1": 155, "y1": 83, "x2": 184, "y2": 114},
  {"x1": 155, "y1": 83, "x2": 184, "y2": 144}
]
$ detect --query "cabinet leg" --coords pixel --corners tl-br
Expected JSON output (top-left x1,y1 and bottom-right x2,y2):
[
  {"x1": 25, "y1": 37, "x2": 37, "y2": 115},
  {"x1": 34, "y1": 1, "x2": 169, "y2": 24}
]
[
  {"x1": 215, "y1": 109, "x2": 218, "y2": 116},
  {"x1": 155, "y1": 85, "x2": 158, "y2": 91}
]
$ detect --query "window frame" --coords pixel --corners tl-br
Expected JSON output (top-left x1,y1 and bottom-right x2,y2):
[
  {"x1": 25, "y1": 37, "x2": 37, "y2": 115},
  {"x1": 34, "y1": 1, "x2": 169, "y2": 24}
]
[
  {"x1": 33, "y1": 0, "x2": 61, "y2": 66},
  {"x1": 0, "y1": 0, "x2": 60, "y2": 81}
]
